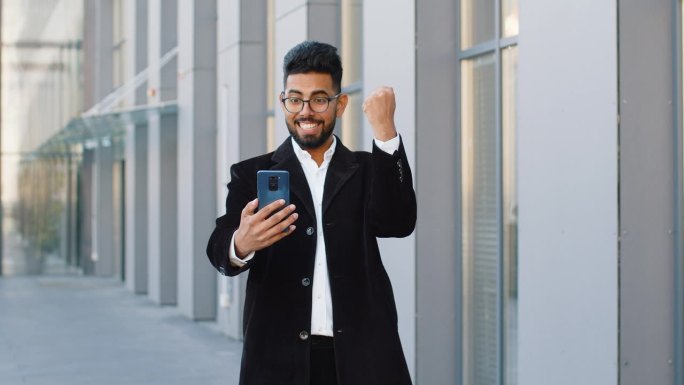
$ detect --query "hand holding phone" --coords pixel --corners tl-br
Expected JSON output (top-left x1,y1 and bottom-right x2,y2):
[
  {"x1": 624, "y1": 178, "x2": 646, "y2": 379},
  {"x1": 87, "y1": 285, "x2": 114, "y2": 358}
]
[{"x1": 233, "y1": 171, "x2": 295, "y2": 258}]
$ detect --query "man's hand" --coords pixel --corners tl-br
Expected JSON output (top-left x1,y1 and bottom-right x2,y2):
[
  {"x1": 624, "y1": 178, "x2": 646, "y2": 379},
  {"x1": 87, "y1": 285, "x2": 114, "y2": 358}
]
[
  {"x1": 363, "y1": 86, "x2": 398, "y2": 141},
  {"x1": 233, "y1": 198, "x2": 298, "y2": 258}
]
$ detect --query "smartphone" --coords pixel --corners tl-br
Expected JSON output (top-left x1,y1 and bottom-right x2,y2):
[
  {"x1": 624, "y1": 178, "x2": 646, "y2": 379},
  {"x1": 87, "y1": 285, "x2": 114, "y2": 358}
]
[{"x1": 257, "y1": 170, "x2": 290, "y2": 211}]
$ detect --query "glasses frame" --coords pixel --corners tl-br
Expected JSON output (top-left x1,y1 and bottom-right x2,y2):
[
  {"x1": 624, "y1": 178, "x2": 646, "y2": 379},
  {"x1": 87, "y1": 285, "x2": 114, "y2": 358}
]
[{"x1": 280, "y1": 93, "x2": 342, "y2": 113}]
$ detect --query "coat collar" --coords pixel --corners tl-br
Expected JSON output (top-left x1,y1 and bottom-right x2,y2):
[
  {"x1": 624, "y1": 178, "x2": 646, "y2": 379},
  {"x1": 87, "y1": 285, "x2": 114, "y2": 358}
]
[{"x1": 270, "y1": 135, "x2": 360, "y2": 218}]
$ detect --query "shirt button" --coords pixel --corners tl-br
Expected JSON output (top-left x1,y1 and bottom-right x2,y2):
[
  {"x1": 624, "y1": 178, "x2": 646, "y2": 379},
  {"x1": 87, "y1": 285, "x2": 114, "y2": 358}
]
[
  {"x1": 301, "y1": 278, "x2": 311, "y2": 287},
  {"x1": 306, "y1": 227, "x2": 314, "y2": 236},
  {"x1": 299, "y1": 331, "x2": 309, "y2": 341}
]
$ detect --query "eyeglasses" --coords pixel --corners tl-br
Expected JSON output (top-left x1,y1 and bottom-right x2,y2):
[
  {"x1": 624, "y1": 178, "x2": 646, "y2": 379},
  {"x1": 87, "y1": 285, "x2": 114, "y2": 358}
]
[{"x1": 280, "y1": 93, "x2": 342, "y2": 113}]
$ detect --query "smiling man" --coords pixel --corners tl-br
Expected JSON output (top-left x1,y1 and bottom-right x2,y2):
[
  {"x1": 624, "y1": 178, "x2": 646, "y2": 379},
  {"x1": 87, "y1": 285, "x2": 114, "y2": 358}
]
[{"x1": 207, "y1": 41, "x2": 416, "y2": 385}]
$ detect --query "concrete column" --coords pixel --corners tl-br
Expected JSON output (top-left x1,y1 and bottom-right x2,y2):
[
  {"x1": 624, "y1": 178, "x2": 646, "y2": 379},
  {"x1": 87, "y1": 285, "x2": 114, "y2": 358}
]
[
  {"x1": 273, "y1": 0, "x2": 340, "y2": 145},
  {"x1": 80, "y1": 149, "x2": 95, "y2": 275},
  {"x1": 93, "y1": 0, "x2": 113, "y2": 106},
  {"x1": 518, "y1": 1, "x2": 618, "y2": 385},
  {"x1": 93, "y1": 143, "x2": 115, "y2": 276},
  {"x1": 177, "y1": 0, "x2": 218, "y2": 320},
  {"x1": 90, "y1": 0, "x2": 115, "y2": 277},
  {"x1": 147, "y1": 0, "x2": 178, "y2": 305},
  {"x1": 215, "y1": 0, "x2": 268, "y2": 338},
  {"x1": 124, "y1": 0, "x2": 149, "y2": 293},
  {"x1": 363, "y1": 0, "x2": 416, "y2": 380},
  {"x1": 125, "y1": 124, "x2": 149, "y2": 293},
  {"x1": 415, "y1": 0, "x2": 460, "y2": 383}
]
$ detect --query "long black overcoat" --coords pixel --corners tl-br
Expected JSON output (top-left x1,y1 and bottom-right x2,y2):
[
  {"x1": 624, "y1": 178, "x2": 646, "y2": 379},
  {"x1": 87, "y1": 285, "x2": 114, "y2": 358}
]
[{"x1": 206, "y1": 136, "x2": 417, "y2": 385}]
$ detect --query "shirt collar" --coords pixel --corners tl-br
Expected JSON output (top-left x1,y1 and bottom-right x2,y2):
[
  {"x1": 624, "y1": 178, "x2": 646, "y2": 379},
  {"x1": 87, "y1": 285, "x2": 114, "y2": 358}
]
[{"x1": 291, "y1": 136, "x2": 337, "y2": 167}]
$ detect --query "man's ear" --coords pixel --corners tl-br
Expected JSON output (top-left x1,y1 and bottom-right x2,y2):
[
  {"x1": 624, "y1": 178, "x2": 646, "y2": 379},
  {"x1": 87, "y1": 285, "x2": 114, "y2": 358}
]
[{"x1": 335, "y1": 93, "x2": 349, "y2": 117}]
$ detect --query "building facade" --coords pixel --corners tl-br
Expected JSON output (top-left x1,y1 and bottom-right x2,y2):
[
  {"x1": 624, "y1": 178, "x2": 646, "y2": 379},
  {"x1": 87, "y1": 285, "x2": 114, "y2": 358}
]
[{"x1": 7, "y1": 0, "x2": 683, "y2": 384}]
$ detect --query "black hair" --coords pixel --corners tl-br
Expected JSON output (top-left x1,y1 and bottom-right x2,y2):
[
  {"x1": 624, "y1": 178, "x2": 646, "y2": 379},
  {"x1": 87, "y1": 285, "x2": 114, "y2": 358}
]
[{"x1": 283, "y1": 41, "x2": 343, "y2": 92}]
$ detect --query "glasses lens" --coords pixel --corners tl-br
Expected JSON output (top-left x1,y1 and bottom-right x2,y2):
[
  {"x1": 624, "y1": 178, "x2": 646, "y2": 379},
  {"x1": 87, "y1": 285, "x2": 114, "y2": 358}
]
[
  {"x1": 282, "y1": 96, "x2": 336, "y2": 113},
  {"x1": 284, "y1": 98, "x2": 302, "y2": 113},
  {"x1": 310, "y1": 97, "x2": 329, "y2": 112}
]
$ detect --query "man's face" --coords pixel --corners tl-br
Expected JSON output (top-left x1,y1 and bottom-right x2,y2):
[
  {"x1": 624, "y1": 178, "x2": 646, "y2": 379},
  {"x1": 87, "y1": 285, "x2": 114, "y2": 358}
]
[{"x1": 281, "y1": 72, "x2": 348, "y2": 150}]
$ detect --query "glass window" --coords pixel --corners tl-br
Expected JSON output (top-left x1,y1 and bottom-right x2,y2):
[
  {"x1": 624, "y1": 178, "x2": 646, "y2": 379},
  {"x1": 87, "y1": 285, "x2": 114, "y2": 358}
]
[
  {"x1": 112, "y1": 0, "x2": 126, "y2": 91},
  {"x1": 501, "y1": 45, "x2": 518, "y2": 385},
  {"x1": 459, "y1": 1, "x2": 518, "y2": 384},
  {"x1": 461, "y1": 0, "x2": 496, "y2": 49},
  {"x1": 461, "y1": 53, "x2": 498, "y2": 385},
  {"x1": 501, "y1": 0, "x2": 519, "y2": 38}
]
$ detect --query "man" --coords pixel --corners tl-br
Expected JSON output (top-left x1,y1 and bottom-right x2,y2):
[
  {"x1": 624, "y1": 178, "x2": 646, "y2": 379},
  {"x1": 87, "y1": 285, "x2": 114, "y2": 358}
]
[{"x1": 207, "y1": 41, "x2": 416, "y2": 385}]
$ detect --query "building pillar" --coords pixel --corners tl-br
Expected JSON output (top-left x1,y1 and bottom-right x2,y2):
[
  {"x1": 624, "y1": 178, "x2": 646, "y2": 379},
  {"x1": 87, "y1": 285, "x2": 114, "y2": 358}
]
[
  {"x1": 363, "y1": 0, "x2": 417, "y2": 379},
  {"x1": 89, "y1": 0, "x2": 115, "y2": 277},
  {"x1": 124, "y1": 0, "x2": 149, "y2": 293},
  {"x1": 215, "y1": 0, "x2": 268, "y2": 338},
  {"x1": 147, "y1": 0, "x2": 178, "y2": 305},
  {"x1": 93, "y1": 142, "x2": 115, "y2": 276},
  {"x1": 415, "y1": 0, "x2": 460, "y2": 383},
  {"x1": 518, "y1": 1, "x2": 618, "y2": 385},
  {"x1": 177, "y1": 0, "x2": 218, "y2": 320}
]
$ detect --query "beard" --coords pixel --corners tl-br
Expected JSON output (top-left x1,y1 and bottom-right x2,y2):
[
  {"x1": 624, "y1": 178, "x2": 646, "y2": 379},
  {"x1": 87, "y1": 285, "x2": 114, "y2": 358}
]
[{"x1": 286, "y1": 116, "x2": 337, "y2": 150}]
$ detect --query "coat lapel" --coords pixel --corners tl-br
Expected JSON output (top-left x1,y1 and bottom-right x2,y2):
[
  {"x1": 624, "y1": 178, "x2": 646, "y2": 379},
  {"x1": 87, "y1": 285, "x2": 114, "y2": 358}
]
[
  {"x1": 322, "y1": 140, "x2": 359, "y2": 214},
  {"x1": 270, "y1": 138, "x2": 316, "y2": 221},
  {"x1": 270, "y1": 136, "x2": 360, "y2": 220}
]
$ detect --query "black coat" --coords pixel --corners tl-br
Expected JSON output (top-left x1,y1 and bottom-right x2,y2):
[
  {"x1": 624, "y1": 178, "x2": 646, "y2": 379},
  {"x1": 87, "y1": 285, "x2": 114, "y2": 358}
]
[{"x1": 207, "y1": 136, "x2": 417, "y2": 385}]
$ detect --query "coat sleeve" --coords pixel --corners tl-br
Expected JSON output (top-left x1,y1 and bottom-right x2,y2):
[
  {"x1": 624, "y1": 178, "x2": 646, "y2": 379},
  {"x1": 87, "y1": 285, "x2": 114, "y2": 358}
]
[
  {"x1": 368, "y1": 137, "x2": 417, "y2": 238},
  {"x1": 206, "y1": 163, "x2": 255, "y2": 276}
]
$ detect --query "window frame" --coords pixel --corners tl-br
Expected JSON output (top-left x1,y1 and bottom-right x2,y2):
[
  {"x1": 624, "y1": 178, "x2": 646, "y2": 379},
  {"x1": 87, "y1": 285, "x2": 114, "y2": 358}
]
[{"x1": 457, "y1": 0, "x2": 518, "y2": 384}]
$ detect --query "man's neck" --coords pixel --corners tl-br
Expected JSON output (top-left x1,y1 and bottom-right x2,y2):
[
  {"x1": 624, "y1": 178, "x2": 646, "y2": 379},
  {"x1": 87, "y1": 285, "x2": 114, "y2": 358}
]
[{"x1": 304, "y1": 137, "x2": 333, "y2": 166}]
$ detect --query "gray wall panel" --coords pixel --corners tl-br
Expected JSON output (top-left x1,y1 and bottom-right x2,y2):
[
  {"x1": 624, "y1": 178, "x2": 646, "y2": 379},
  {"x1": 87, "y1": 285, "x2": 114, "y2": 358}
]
[
  {"x1": 619, "y1": 0, "x2": 676, "y2": 384},
  {"x1": 415, "y1": 0, "x2": 460, "y2": 383}
]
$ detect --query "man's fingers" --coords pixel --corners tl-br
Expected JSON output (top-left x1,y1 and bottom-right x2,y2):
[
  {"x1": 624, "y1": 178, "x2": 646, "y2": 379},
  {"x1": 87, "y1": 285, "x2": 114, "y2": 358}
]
[
  {"x1": 241, "y1": 198, "x2": 259, "y2": 218},
  {"x1": 253, "y1": 199, "x2": 288, "y2": 220}
]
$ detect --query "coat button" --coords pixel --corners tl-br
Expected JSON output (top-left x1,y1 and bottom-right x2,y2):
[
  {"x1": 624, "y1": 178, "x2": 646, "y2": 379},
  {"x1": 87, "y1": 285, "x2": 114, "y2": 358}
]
[
  {"x1": 301, "y1": 278, "x2": 311, "y2": 287},
  {"x1": 299, "y1": 331, "x2": 309, "y2": 341},
  {"x1": 306, "y1": 227, "x2": 314, "y2": 236}
]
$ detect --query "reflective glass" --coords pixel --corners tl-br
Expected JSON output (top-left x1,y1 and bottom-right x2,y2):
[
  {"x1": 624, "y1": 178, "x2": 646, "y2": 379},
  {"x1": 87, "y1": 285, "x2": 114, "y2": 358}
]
[
  {"x1": 461, "y1": 0, "x2": 496, "y2": 49},
  {"x1": 501, "y1": 0, "x2": 519, "y2": 38},
  {"x1": 1, "y1": 0, "x2": 84, "y2": 275},
  {"x1": 461, "y1": 53, "x2": 498, "y2": 385},
  {"x1": 502, "y1": 45, "x2": 518, "y2": 385}
]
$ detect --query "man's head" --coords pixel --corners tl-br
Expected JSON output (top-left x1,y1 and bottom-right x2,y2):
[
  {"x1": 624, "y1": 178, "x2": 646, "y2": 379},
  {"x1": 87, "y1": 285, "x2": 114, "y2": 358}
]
[
  {"x1": 281, "y1": 41, "x2": 348, "y2": 150},
  {"x1": 283, "y1": 41, "x2": 343, "y2": 93}
]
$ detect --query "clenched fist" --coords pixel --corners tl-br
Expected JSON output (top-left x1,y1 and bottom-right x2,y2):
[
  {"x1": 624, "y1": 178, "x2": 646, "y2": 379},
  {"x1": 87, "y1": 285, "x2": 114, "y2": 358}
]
[{"x1": 363, "y1": 86, "x2": 398, "y2": 141}]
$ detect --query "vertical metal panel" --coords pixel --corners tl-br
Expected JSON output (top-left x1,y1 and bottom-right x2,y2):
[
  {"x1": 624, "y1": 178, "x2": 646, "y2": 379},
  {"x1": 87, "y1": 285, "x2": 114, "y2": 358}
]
[
  {"x1": 674, "y1": 0, "x2": 684, "y2": 382},
  {"x1": 619, "y1": 0, "x2": 676, "y2": 384},
  {"x1": 671, "y1": 0, "x2": 684, "y2": 384},
  {"x1": 517, "y1": 1, "x2": 619, "y2": 384},
  {"x1": 415, "y1": 0, "x2": 460, "y2": 383}
]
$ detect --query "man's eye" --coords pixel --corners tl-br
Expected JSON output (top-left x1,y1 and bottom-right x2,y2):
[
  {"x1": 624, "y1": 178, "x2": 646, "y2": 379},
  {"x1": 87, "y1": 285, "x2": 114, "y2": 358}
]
[
  {"x1": 287, "y1": 98, "x2": 303, "y2": 104},
  {"x1": 312, "y1": 97, "x2": 328, "y2": 105}
]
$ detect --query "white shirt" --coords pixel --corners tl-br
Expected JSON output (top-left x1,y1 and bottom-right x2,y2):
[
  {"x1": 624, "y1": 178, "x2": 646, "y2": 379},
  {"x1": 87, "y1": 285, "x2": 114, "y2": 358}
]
[{"x1": 229, "y1": 135, "x2": 401, "y2": 336}]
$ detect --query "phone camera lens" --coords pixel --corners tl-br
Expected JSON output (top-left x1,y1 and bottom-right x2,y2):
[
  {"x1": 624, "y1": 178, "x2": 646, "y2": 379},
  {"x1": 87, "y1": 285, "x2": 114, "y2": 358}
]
[{"x1": 268, "y1": 176, "x2": 279, "y2": 191}]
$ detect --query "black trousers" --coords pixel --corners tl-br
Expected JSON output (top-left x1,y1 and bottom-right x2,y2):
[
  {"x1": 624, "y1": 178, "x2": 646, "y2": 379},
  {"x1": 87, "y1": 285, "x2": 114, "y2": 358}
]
[{"x1": 310, "y1": 336, "x2": 337, "y2": 385}]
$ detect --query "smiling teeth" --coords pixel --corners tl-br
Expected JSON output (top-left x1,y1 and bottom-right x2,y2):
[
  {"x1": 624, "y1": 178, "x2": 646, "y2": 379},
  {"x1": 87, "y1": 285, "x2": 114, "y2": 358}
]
[{"x1": 300, "y1": 122, "x2": 317, "y2": 129}]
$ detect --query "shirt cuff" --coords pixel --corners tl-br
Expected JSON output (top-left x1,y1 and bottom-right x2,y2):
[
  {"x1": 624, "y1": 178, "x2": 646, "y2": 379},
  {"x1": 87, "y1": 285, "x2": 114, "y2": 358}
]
[
  {"x1": 374, "y1": 134, "x2": 401, "y2": 155},
  {"x1": 229, "y1": 233, "x2": 255, "y2": 267}
]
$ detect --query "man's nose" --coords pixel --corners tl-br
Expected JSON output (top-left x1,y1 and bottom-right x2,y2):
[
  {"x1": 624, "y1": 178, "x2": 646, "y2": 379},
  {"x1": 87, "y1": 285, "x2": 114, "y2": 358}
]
[{"x1": 298, "y1": 101, "x2": 314, "y2": 115}]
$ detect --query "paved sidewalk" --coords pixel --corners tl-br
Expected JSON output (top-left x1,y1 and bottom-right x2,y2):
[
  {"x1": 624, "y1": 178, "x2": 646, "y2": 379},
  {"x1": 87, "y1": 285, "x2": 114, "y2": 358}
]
[{"x1": 0, "y1": 276, "x2": 242, "y2": 385}]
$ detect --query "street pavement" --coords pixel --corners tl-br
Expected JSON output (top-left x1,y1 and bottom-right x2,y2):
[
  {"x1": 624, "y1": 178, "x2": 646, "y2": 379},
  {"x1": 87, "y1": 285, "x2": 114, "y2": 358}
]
[{"x1": 0, "y1": 275, "x2": 243, "y2": 385}]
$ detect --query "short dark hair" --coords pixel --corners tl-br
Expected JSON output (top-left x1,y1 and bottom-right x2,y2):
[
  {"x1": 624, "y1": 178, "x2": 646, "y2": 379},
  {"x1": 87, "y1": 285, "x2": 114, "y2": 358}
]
[{"x1": 283, "y1": 41, "x2": 343, "y2": 92}]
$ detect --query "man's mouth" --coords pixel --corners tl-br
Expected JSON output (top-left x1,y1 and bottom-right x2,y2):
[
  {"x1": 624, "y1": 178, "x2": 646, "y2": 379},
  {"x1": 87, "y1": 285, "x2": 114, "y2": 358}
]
[{"x1": 296, "y1": 120, "x2": 321, "y2": 132}]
